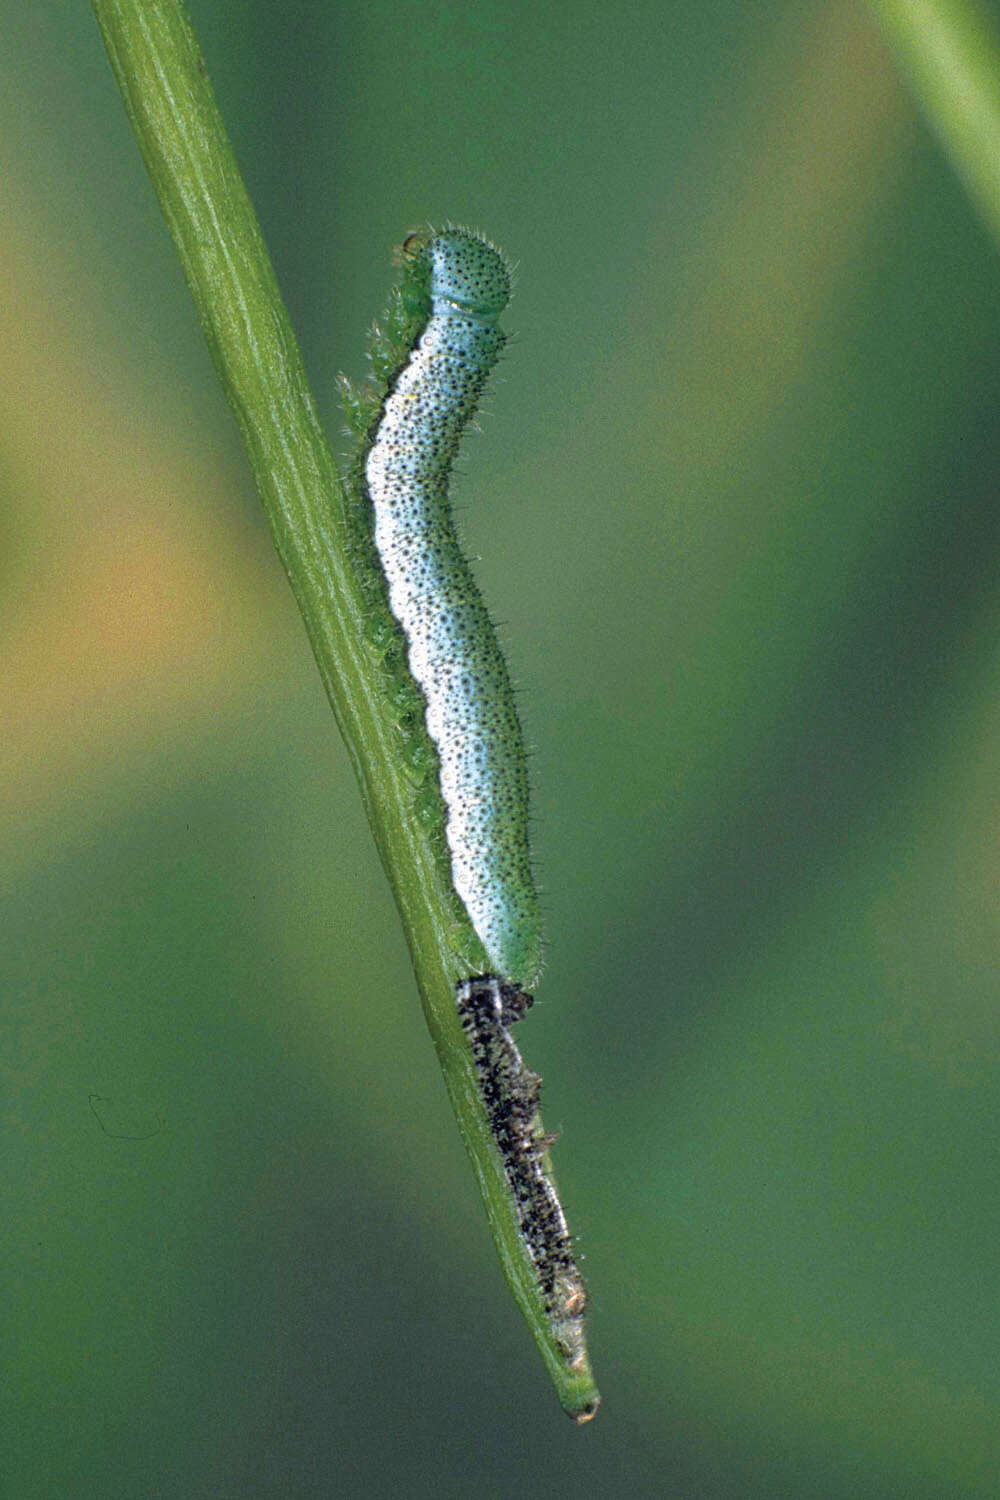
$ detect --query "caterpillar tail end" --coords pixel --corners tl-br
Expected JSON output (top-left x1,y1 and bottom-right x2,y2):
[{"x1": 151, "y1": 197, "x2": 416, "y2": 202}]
[
  {"x1": 562, "y1": 1374, "x2": 601, "y2": 1426},
  {"x1": 457, "y1": 974, "x2": 597, "y2": 1423}
]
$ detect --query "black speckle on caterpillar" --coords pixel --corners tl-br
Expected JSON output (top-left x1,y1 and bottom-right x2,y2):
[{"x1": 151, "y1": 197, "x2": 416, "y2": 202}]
[{"x1": 457, "y1": 975, "x2": 590, "y2": 1377}]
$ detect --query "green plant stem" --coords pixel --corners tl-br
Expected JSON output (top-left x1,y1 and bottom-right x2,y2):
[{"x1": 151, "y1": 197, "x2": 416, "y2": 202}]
[
  {"x1": 867, "y1": 0, "x2": 1000, "y2": 245},
  {"x1": 90, "y1": 0, "x2": 598, "y2": 1421}
]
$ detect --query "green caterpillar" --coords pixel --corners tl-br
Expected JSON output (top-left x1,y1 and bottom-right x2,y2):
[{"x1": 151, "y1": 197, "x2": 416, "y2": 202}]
[{"x1": 359, "y1": 227, "x2": 542, "y2": 990}]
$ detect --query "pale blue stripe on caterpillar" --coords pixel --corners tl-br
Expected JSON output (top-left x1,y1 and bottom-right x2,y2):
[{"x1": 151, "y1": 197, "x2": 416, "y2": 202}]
[{"x1": 365, "y1": 229, "x2": 543, "y2": 989}]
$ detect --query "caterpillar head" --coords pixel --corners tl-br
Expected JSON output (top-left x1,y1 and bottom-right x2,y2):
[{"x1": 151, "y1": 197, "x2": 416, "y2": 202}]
[{"x1": 429, "y1": 229, "x2": 511, "y2": 318}]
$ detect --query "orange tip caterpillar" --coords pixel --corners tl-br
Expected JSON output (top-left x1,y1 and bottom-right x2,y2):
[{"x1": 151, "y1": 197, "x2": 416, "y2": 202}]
[{"x1": 363, "y1": 229, "x2": 543, "y2": 989}]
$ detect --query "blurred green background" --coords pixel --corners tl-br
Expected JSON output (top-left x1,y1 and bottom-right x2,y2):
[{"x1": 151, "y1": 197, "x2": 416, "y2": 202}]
[{"x1": 5, "y1": 1, "x2": 1000, "y2": 1494}]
